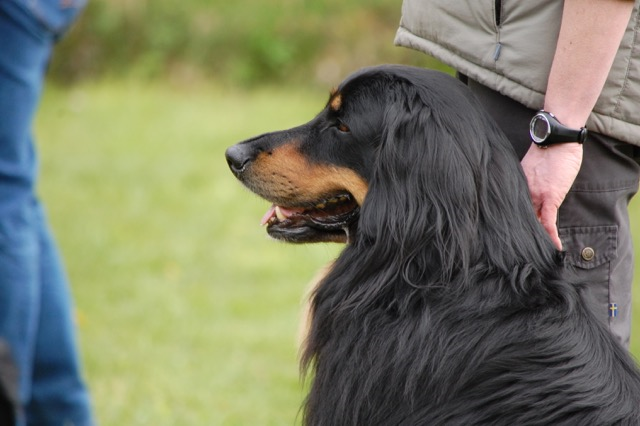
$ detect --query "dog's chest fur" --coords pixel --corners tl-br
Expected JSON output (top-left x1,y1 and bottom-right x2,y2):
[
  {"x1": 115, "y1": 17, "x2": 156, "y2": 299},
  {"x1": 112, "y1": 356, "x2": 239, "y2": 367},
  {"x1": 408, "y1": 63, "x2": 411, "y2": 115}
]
[{"x1": 304, "y1": 266, "x2": 640, "y2": 426}]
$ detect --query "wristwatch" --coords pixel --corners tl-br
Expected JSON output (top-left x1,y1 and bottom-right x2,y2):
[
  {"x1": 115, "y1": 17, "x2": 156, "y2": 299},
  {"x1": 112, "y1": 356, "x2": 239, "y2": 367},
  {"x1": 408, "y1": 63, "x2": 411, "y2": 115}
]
[{"x1": 529, "y1": 110, "x2": 588, "y2": 147}]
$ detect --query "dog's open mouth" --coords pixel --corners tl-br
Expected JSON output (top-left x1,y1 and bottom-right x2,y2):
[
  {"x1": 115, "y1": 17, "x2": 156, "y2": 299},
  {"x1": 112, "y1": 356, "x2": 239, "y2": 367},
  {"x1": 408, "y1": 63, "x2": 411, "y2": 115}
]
[{"x1": 260, "y1": 193, "x2": 359, "y2": 243}]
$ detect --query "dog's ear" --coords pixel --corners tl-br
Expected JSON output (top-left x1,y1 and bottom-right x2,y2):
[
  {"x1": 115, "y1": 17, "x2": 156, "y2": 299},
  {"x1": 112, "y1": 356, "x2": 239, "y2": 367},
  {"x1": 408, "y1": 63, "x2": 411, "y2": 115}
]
[
  {"x1": 357, "y1": 75, "x2": 556, "y2": 286},
  {"x1": 358, "y1": 81, "x2": 481, "y2": 283}
]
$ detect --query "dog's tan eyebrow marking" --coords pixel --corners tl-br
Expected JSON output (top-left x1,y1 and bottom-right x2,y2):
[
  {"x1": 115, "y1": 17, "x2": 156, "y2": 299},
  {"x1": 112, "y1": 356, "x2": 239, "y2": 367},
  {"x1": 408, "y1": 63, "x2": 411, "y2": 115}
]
[{"x1": 329, "y1": 90, "x2": 342, "y2": 111}]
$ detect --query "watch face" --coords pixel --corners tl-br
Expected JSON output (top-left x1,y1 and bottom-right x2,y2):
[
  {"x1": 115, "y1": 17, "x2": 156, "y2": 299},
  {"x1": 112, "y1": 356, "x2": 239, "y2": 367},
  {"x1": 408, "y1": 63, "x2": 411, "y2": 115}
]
[{"x1": 530, "y1": 114, "x2": 551, "y2": 144}]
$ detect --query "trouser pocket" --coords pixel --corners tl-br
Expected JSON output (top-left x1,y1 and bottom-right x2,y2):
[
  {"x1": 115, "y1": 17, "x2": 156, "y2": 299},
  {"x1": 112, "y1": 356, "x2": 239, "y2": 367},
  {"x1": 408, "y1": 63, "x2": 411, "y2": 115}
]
[
  {"x1": 559, "y1": 225, "x2": 627, "y2": 341},
  {"x1": 560, "y1": 225, "x2": 617, "y2": 315}
]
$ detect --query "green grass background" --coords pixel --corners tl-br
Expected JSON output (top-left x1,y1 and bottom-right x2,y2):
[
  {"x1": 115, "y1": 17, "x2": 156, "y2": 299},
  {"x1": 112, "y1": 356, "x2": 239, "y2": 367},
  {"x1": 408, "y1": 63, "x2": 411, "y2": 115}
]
[{"x1": 36, "y1": 80, "x2": 639, "y2": 425}]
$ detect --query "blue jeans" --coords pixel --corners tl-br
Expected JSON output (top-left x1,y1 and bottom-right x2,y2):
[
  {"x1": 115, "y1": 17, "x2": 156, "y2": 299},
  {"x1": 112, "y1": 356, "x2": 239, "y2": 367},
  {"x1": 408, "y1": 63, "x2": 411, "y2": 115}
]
[{"x1": 0, "y1": 1, "x2": 94, "y2": 425}]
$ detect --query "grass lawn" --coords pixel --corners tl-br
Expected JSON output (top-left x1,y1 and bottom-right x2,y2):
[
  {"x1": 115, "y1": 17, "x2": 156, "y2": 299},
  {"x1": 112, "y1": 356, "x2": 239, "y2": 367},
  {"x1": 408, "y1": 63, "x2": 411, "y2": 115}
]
[{"x1": 35, "y1": 80, "x2": 639, "y2": 425}]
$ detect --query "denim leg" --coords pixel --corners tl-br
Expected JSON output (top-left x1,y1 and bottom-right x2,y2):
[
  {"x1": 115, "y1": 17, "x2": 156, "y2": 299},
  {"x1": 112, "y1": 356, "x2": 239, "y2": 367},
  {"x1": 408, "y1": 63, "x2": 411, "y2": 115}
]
[
  {"x1": 0, "y1": 1, "x2": 93, "y2": 425},
  {"x1": 26, "y1": 204, "x2": 93, "y2": 426},
  {"x1": 0, "y1": 198, "x2": 41, "y2": 426}
]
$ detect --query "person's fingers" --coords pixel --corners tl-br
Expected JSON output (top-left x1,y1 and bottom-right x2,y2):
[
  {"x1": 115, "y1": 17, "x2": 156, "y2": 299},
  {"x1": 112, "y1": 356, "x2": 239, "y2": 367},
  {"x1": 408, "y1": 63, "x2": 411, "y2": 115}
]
[{"x1": 539, "y1": 202, "x2": 562, "y2": 250}]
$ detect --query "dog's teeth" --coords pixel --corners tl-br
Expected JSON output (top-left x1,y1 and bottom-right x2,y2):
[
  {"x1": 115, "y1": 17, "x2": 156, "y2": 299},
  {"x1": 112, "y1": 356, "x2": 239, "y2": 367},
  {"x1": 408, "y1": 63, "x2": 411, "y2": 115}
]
[
  {"x1": 316, "y1": 203, "x2": 326, "y2": 209},
  {"x1": 339, "y1": 195, "x2": 349, "y2": 201},
  {"x1": 328, "y1": 198, "x2": 338, "y2": 204},
  {"x1": 275, "y1": 206, "x2": 286, "y2": 220}
]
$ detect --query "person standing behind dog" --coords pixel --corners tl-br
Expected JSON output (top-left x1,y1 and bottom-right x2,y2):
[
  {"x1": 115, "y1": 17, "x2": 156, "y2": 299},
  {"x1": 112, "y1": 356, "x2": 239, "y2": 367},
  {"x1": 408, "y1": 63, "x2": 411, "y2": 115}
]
[
  {"x1": 395, "y1": 0, "x2": 639, "y2": 349},
  {"x1": 0, "y1": 0, "x2": 95, "y2": 424}
]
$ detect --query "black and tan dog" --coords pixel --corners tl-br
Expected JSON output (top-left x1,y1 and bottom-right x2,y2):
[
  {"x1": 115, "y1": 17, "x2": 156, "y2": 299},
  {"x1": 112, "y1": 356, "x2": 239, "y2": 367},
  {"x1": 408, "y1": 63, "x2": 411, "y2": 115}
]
[{"x1": 226, "y1": 65, "x2": 640, "y2": 425}]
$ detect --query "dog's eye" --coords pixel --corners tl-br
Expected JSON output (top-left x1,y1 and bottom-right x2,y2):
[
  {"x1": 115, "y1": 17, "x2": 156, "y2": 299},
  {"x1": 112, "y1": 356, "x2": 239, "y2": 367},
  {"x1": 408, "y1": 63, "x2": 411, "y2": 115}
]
[{"x1": 336, "y1": 120, "x2": 350, "y2": 133}]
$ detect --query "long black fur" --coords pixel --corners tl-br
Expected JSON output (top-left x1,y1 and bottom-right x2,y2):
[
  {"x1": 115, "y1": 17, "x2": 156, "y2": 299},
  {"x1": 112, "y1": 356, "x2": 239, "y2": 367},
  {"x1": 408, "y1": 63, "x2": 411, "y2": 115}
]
[{"x1": 297, "y1": 66, "x2": 640, "y2": 425}]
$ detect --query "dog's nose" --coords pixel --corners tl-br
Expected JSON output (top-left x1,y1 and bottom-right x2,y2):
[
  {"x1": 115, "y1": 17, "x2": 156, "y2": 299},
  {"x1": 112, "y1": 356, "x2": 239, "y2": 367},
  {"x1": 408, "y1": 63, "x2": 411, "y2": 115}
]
[{"x1": 225, "y1": 144, "x2": 253, "y2": 175}]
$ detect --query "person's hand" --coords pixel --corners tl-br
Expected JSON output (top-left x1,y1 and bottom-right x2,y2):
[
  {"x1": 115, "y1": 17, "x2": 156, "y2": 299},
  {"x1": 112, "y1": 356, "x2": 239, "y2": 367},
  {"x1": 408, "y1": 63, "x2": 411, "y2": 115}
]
[{"x1": 520, "y1": 142, "x2": 583, "y2": 250}]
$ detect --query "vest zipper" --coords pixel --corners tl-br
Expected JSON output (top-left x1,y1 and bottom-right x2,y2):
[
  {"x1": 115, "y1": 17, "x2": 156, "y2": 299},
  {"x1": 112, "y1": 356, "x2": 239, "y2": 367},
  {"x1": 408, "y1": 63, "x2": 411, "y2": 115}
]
[{"x1": 494, "y1": 0, "x2": 503, "y2": 60}]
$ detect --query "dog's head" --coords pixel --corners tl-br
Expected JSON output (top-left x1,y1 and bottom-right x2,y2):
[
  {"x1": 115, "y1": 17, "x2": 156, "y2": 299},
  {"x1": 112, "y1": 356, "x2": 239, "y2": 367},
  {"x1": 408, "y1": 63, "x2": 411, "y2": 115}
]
[
  {"x1": 225, "y1": 66, "x2": 389, "y2": 244},
  {"x1": 226, "y1": 65, "x2": 537, "y2": 257}
]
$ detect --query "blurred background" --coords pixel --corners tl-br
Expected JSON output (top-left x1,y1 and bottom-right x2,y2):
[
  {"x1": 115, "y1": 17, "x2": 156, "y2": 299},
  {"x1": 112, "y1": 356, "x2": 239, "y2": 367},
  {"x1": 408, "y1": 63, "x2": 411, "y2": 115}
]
[
  {"x1": 36, "y1": 0, "x2": 639, "y2": 425},
  {"x1": 47, "y1": 0, "x2": 443, "y2": 87}
]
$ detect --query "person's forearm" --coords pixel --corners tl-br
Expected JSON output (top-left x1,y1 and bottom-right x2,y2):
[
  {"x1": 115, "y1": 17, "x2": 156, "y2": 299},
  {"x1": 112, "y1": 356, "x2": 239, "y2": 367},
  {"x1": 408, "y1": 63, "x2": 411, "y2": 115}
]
[{"x1": 544, "y1": 0, "x2": 635, "y2": 130}]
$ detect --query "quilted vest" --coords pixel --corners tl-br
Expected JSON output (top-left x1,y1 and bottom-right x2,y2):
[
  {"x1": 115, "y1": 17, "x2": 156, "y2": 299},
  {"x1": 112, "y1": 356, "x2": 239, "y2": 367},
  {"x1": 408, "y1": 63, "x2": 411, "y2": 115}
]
[{"x1": 395, "y1": 0, "x2": 640, "y2": 146}]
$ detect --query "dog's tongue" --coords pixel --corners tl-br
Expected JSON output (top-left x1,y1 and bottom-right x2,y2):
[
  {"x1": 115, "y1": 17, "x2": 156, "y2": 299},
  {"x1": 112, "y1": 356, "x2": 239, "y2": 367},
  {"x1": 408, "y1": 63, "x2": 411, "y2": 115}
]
[
  {"x1": 261, "y1": 206, "x2": 277, "y2": 225},
  {"x1": 261, "y1": 205, "x2": 305, "y2": 225}
]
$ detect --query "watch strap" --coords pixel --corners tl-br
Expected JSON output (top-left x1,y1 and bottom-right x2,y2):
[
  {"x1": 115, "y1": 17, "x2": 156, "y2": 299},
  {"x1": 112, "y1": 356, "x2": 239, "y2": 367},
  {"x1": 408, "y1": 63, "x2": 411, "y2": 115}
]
[{"x1": 547, "y1": 122, "x2": 587, "y2": 144}]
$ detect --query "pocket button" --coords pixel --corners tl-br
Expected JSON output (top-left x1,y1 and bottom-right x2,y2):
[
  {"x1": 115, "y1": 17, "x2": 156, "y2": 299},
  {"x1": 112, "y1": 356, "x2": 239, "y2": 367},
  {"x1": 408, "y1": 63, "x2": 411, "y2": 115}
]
[{"x1": 581, "y1": 247, "x2": 595, "y2": 262}]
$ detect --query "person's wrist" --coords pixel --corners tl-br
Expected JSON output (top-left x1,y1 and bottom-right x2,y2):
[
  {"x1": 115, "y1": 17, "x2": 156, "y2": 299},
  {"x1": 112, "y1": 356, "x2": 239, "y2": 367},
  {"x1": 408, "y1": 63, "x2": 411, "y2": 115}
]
[
  {"x1": 541, "y1": 104, "x2": 587, "y2": 132},
  {"x1": 525, "y1": 141, "x2": 583, "y2": 166},
  {"x1": 529, "y1": 141, "x2": 583, "y2": 152}
]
